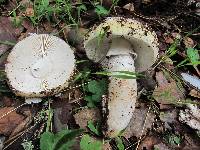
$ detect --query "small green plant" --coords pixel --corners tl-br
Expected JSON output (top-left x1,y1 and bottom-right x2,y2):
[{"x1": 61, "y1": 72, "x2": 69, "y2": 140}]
[
  {"x1": 115, "y1": 136, "x2": 125, "y2": 150},
  {"x1": 87, "y1": 120, "x2": 101, "y2": 136},
  {"x1": 176, "y1": 47, "x2": 200, "y2": 75},
  {"x1": 177, "y1": 48, "x2": 200, "y2": 67},
  {"x1": 40, "y1": 129, "x2": 84, "y2": 150},
  {"x1": 80, "y1": 134, "x2": 102, "y2": 150},
  {"x1": 21, "y1": 140, "x2": 34, "y2": 150},
  {"x1": 27, "y1": 0, "x2": 77, "y2": 25},
  {"x1": 77, "y1": 4, "x2": 87, "y2": 24},
  {"x1": 11, "y1": 10, "x2": 23, "y2": 27},
  {"x1": 84, "y1": 79, "x2": 107, "y2": 107},
  {"x1": 97, "y1": 26, "x2": 110, "y2": 47},
  {"x1": 164, "y1": 133, "x2": 182, "y2": 146},
  {"x1": 95, "y1": 5, "x2": 109, "y2": 17},
  {"x1": 0, "y1": 0, "x2": 5, "y2": 3}
]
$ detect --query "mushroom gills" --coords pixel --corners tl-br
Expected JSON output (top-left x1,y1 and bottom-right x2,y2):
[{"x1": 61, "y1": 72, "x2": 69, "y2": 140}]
[{"x1": 102, "y1": 38, "x2": 137, "y2": 137}]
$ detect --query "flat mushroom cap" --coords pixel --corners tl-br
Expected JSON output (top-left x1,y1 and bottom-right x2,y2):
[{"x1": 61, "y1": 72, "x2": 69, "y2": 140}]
[
  {"x1": 5, "y1": 34, "x2": 75, "y2": 97},
  {"x1": 84, "y1": 17, "x2": 159, "y2": 72}
]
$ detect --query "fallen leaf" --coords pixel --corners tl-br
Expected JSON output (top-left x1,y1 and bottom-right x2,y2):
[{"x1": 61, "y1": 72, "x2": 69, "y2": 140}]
[
  {"x1": 53, "y1": 99, "x2": 73, "y2": 132},
  {"x1": 184, "y1": 37, "x2": 195, "y2": 48},
  {"x1": 160, "y1": 109, "x2": 178, "y2": 130},
  {"x1": 25, "y1": 7, "x2": 34, "y2": 17},
  {"x1": 153, "y1": 71, "x2": 185, "y2": 109},
  {"x1": 103, "y1": 142, "x2": 112, "y2": 150},
  {"x1": 2, "y1": 96, "x2": 14, "y2": 107},
  {"x1": 154, "y1": 142, "x2": 170, "y2": 150},
  {"x1": 0, "y1": 107, "x2": 25, "y2": 136},
  {"x1": 182, "y1": 133, "x2": 200, "y2": 150},
  {"x1": 22, "y1": 19, "x2": 35, "y2": 32},
  {"x1": 123, "y1": 105, "x2": 155, "y2": 138},
  {"x1": 164, "y1": 35, "x2": 174, "y2": 44},
  {"x1": 189, "y1": 89, "x2": 200, "y2": 98},
  {"x1": 74, "y1": 108, "x2": 101, "y2": 130},
  {"x1": 0, "y1": 17, "x2": 21, "y2": 55},
  {"x1": 9, "y1": 111, "x2": 32, "y2": 138},
  {"x1": 138, "y1": 135, "x2": 160, "y2": 150},
  {"x1": 123, "y1": 3, "x2": 135, "y2": 12},
  {"x1": 171, "y1": 32, "x2": 181, "y2": 39}
]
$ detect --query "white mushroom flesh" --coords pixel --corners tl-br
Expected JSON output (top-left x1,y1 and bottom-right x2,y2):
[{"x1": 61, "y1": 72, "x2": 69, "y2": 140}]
[
  {"x1": 104, "y1": 38, "x2": 137, "y2": 136},
  {"x1": 5, "y1": 34, "x2": 75, "y2": 97}
]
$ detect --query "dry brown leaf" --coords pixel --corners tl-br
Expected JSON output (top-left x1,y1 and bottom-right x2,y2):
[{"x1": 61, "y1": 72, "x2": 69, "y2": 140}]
[
  {"x1": 123, "y1": 105, "x2": 155, "y2": 138},
  {"x1": 189, "y1": 89, "x2": 200, "y2": 99},
  {"x1": 153, "y1": 71, "x2": 185, "y2": 109},
  {"x1": 0, "y1": 17, "x2": 22, "y2": 56},
  {"x1": 164, "y1": 35, "x2": 174, "y2": 44},
  {"x1": 103, "y1": 142, "x2": 112, "y2": 150},
  {"x1": 184, "y1": 37, "x2": 195, "y2": 48},
  {"x1": 53, "y1": 100, "x2": 73, "y2": 132},
  {"x1": 22, "y1": 19, "x2": 35, "y2": 32},
  {"x1": 138, "y1": 136, "x2": 160, "y2": 150},
  {"x1": 9, "y1": 112, "x2": 32, "y2": 138},
  {"x1": 74, "y1": 108, "x2": 101, "y2": 130},
  {"x1": 0, "y1": 107, "x2": 24, "y2": 136},
  {"x1": 153, "y1": 143, "x2": 170, "y2": 150},
  {"x1": 25, "y1": 7, "x2": 34, "y2": 17},
  {"x1": 123, "y1": 3, "x2": 135, "y2": 11}
]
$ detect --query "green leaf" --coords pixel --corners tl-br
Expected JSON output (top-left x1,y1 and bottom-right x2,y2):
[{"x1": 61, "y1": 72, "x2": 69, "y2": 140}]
[
  {"x1": 53, "y1": 129, "x2": 84, "y2": 150},
  {"x1": 40, "y1": 129, "x2": 84, "y2": 150},
  {"x1": 166, "y1": 39, "x2": 179, "y2": 57},
  {"x1": 40, "y1": 131, "x2": 54, "y2": 150},
  {"x1": 95, "y1": 5, "x2": 109, "y2": 16},
  {"x1": 77, "y1": 4, "x2": 87, "y2": 12},
  {"x1": 84, "y1": 79, "x2": 107, "y2": 107},
  {"x1": 186, "y1": 48, "x2": 200, "y2": 66},
  {"x1": 80, "y1": 135, "x2": 102, "y2": 150},
  {"x1": 87, "y1": 120, "x2": 101, "y2": 136},
  {"x1": 95, "y1": 71, "x2": 143, "y2": 79},
  {"x1": 115, "y1": 137, "x2": 125, "y2": 150}
]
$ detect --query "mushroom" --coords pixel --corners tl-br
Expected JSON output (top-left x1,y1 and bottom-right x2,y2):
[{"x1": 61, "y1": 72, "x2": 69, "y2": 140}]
[
  {"x1": 84, "y1": 17, "x2": 159, "y2": 137},
  {"x1": 5, "y1": 34, "x2": 75, "y2": 101}
]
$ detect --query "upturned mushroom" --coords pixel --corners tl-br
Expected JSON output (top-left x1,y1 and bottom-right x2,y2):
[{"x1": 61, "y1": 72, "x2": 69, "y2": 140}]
[
  {"x1": 84, "y1": 17, "x2": 159, "y2": 137},
  {"x1": 5, "y1": 34, "x2": 75, "y2": 102}
]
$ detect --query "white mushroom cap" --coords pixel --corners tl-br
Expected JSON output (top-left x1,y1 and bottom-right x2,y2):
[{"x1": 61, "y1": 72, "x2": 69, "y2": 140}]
[
  {"x1": 84, "y1": 17, "x2": 159, "y2": 72},
  {"x1": 5, "y1": 34, "x2": 75, "y2": 97}
]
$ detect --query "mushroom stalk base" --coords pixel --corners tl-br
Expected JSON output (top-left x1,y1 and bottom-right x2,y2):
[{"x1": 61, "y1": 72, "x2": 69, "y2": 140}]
[{"x1": 103, "y1": 38, "x2": 137, "y2": 137}]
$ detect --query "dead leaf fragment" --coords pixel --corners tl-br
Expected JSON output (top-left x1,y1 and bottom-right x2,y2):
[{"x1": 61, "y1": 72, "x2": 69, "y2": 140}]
[
  {"x1": 153, "y1": 71, "x2": 185, "y2": 109},
  {"x1": 160, "y1": 109, "x2": 178, "y2": 130},
  {"x1": 0, "y1": 107, "x2": 24, "y2": 136},
  {"x1": 183, "y1": 37, "x2": 195, "y2": 48},
  {"x1": 138, "y1": 135, "x2": 160, "y2": 150},
  {"x1": 123, "y1": 3, "x2": 135, "y2": 11},
  {"x1": 123, "y1": 105, "x2": 155, "y2": 138},
  {"x1": 10, "y1": 111, "x2": 32, "y2": 138},
  {"x1": 74, "y1": 108, "x2": 101, "y2": 130},
  {"x1": 189, "y1": 89, "x2": 200, "y2": 98},
  {"x1": 153, "y1": 142, "x2": 170, "y2": 150},
  {"x1": 25, "y1": 7, "x2": 34, "y2": 17}
]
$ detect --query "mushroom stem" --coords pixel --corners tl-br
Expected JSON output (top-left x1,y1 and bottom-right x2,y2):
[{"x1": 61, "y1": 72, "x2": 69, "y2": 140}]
[{"x1": 103, "y1": 38, "x2": 137, "y2": 137}]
